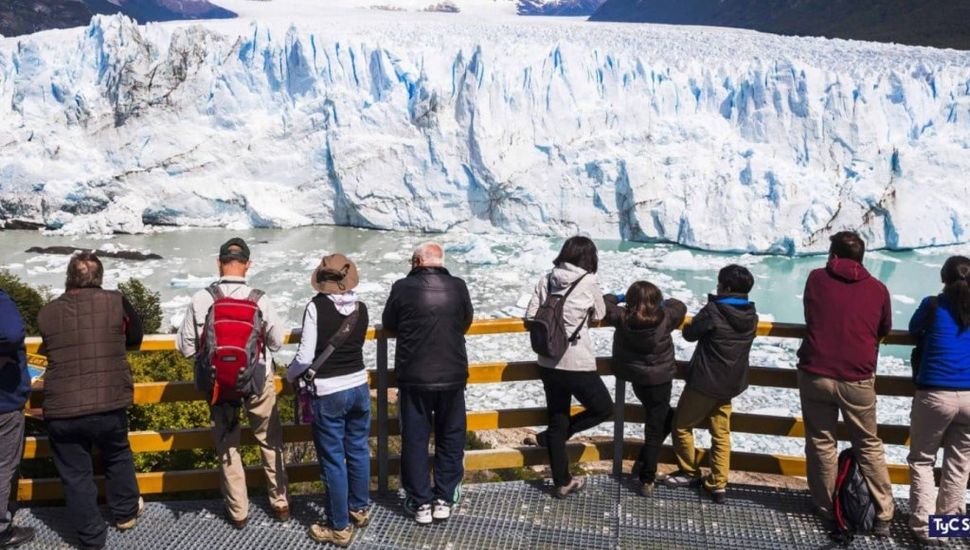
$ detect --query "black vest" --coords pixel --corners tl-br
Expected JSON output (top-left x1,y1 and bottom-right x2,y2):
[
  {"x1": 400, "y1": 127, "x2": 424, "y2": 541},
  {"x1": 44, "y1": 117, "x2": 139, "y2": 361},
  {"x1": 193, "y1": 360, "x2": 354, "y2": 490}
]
[{"x1": 311, "y1": 295, "x2": 368, "y2": 379}]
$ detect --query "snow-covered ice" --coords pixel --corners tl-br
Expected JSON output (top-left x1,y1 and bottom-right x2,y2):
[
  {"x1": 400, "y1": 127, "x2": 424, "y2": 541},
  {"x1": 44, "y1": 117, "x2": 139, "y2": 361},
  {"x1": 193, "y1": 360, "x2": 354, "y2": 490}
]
[{"x1": 0, "y1": 1, "x2": 968, "y2": 252}]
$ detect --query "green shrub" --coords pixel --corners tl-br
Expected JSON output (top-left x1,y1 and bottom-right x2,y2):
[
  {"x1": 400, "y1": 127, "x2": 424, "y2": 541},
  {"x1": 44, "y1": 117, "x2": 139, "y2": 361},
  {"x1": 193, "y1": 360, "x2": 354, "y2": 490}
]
[
  {"x1": 118, "y1": 278, "x2": 163, "y2": 334},
  {"x1": 0, "y1": 270, "x2": 51, "y2": 336}
]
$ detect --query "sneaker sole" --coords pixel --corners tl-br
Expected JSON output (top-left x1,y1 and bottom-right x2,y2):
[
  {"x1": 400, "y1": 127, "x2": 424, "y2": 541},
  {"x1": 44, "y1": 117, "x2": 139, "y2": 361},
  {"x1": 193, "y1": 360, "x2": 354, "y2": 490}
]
[{"x1": 432, "y1": 511, "x2": 451, "y2": 520}]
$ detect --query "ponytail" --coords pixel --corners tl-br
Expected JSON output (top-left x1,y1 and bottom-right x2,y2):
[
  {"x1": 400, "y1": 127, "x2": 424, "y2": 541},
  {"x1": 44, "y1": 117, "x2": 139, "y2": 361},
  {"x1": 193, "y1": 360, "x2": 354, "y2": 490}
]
[{"x1": 941, "y1": 256, "x2": 970, "y2": 331}]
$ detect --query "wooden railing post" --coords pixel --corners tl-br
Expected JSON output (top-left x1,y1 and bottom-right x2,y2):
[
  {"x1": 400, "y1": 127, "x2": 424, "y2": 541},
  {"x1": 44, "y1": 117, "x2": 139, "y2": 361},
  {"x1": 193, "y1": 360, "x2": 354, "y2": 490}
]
[
  {"x1": 612, "y1": 377, "x2": 626, "y2": 477},
  {"x1": 376, "y1": 327, "x2": 390, "y2": 494}
]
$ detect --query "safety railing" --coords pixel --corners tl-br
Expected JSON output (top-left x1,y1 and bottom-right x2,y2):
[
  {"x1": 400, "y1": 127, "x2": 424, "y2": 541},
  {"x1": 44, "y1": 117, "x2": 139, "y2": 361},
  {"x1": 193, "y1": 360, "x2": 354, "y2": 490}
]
[{"x1": 17, "y1": 318, "x2": 918, "y2": 501}]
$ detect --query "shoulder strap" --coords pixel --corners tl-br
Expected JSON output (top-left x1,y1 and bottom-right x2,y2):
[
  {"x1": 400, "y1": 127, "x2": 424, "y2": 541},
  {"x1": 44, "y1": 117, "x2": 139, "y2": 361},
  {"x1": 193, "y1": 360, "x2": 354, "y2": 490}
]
[
  {"x1": 303, "y1": 303, "x2": 361, "y2": 381},
  {"x1": 561, "y1": 273, "x2": 588, "y2": 301},
  {"x1": 247, "y1": 289, "x2": 265, "y2": 303},
  {"x1": 206, "y1": 284, "x2": 224, "y2": 301},
  {"x1": 564, "y1": 273, "x2": 591, "y2": 343}
]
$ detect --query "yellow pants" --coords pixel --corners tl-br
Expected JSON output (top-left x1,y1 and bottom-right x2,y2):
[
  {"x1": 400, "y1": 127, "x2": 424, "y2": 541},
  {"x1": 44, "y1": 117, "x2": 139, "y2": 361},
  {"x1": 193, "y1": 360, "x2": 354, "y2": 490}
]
[{"x1": 672, "y1": 387, "x2": 732, "y2": 490}]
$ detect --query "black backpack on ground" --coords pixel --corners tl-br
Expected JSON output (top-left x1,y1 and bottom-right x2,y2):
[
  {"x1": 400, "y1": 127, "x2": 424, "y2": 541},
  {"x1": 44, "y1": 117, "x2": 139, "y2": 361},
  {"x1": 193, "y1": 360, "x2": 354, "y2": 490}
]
[
  {"x1": 832, "y1": 448, "x2": 876, "y2": 545},
  {"x1": 910, "y1": 296, "x2": 939, "y2": 382},
  {"x1": 527, "y1": 273, "x2": 590, "y2": 360}
]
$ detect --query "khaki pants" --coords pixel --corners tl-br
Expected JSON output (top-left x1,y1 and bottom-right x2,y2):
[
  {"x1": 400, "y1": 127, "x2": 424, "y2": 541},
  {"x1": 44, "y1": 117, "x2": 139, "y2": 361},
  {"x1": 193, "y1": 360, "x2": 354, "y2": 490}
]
[
  {"x1": 211, "y1": 375, "x2": 289, "y2": 521},
  {"x1": 797, "y1": 370, "x2": 894, "y2": 521},
  {"x1": 672, "y1": 387, "x2": 732, "y2": 490},
  {"x1": 908, "y1": 389, "x2": 970, "y2": 536}
]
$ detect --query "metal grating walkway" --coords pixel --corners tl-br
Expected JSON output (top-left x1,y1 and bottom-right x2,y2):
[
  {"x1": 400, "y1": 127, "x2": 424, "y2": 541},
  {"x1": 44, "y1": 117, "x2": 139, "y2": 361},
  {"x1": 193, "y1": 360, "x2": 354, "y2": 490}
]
[{"x1": 12, "y1": 475, "x2": 967, "y2": 549}]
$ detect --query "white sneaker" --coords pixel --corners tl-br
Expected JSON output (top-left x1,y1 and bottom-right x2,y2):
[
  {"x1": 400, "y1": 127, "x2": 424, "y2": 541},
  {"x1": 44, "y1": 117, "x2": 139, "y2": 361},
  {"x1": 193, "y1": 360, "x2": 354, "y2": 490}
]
[
  {"x1": 432, "y1": 499, "x2": 451, "y2": 520},
  {"x1": 404, "y1": 498, "x2": 433, "y2": 525}
]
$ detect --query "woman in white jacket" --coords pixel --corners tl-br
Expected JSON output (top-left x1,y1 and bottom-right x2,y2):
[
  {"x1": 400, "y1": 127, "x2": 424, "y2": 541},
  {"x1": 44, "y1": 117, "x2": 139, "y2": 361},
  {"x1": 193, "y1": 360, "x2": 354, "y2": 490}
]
[{"x1": 526, "y1": 236, "x2": 612, "y2": 498}]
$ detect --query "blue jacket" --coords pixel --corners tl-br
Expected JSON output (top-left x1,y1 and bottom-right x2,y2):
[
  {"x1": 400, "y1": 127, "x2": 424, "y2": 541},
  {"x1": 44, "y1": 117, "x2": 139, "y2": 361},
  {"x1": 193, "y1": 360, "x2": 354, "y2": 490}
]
[
  {"x1": 0, "y1": 291, "x2": 30, "y2": 413},
  {"x1": 909, "y1": 295, "x2": 970, "y2": 390}
]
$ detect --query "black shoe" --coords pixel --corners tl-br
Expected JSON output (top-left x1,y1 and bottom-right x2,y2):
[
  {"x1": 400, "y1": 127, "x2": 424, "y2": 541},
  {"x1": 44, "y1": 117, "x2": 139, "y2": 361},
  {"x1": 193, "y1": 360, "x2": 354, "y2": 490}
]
[
  {"x1": 703, "y1": 484, "x2": 727, "y2": 504},
  {"x1": 0, "y1": 527, "x2": 35, "y2": 548},
  {"x1": 872, "y1": 519, "x2": 891, "y2": 538},
  {"x1": 536, "y1": 431, "x2": 548, "y2": 448}
]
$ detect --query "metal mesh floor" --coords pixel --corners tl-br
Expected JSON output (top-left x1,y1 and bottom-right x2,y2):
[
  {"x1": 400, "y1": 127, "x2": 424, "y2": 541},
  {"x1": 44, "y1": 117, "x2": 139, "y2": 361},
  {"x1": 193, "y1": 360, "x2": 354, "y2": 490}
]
[{"x1": 12, "y1": 475, "x2": 967, "y2": 549}]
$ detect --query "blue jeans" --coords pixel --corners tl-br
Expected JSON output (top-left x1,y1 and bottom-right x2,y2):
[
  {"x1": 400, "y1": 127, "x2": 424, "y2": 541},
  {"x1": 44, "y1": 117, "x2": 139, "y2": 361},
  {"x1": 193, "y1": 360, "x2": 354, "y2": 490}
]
[{"x1": 311, "y1": 383, "x2": 371, "y2": 530}]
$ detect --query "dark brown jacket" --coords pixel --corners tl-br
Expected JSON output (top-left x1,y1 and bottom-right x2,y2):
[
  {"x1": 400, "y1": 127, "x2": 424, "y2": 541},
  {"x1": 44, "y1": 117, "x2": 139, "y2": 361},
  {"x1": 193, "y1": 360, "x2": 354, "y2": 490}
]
[{"x1": 38, "y1": 288, "x2": 143, "y2": 419}]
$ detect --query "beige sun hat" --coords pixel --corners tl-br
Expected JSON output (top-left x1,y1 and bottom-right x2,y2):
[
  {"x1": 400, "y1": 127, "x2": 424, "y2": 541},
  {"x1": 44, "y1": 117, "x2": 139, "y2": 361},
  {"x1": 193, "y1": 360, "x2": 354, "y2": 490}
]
[{"x1": 310, "y1": 254, "x2": 359, "y2": 294}]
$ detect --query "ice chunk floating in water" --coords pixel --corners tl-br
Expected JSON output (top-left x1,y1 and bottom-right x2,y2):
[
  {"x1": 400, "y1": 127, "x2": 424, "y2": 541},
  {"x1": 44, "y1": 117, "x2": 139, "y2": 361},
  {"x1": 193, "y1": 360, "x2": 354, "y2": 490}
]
[{"x1": 1, "y1": 12, "x2": 969, "y2": 253}]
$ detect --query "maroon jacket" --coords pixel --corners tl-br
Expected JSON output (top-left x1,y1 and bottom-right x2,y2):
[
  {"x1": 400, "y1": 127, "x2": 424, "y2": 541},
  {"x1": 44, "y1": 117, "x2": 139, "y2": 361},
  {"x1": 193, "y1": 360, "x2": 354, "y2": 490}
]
[{"x1": 797, "y1": 258, "x2": 892, "y2": 382}]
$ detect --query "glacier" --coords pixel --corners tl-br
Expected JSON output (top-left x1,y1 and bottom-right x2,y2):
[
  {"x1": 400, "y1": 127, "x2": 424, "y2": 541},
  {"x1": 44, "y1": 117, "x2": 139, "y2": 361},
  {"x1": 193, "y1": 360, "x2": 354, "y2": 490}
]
[{"x1": 0, "y1": 6, "x2": 969, "y2": 253}]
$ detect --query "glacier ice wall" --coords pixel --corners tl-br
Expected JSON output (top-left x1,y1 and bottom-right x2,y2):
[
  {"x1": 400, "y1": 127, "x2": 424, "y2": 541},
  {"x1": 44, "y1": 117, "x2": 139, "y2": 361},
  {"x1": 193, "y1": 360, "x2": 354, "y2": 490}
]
[{"x1": 0, "y1": 15, "x2": 969, "y2": 252}]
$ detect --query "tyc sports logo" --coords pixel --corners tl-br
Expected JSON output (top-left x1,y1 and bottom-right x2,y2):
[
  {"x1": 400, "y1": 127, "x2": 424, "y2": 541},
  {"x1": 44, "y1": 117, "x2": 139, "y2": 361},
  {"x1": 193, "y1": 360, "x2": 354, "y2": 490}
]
[{"x1": 929, "y1": 515, "x2": 970, "y2": 537}]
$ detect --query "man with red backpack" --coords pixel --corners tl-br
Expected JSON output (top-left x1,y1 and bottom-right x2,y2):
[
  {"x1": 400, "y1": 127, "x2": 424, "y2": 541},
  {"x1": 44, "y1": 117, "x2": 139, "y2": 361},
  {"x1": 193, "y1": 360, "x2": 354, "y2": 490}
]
[{"x1": 176, "y1": 238, "x2": 289, "y2": 528}]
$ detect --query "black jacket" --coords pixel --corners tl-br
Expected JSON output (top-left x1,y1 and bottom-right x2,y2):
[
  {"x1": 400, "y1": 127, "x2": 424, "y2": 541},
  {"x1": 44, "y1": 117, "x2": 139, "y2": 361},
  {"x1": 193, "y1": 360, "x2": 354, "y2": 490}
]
[
  {"x1": 382, "y1": 267, "x2": 473, "y2": 390},
  {"x1": 682, "y1": 294, "x2": 758, "y2": 401},
  {"x1": 603, "y1": 295, "x2": 686, "y2": 386}
]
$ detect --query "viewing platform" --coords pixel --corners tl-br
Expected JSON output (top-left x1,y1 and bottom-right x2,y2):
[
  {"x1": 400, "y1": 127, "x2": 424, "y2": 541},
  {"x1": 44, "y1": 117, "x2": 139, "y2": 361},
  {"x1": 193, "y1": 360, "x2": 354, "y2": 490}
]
[
  {"x1": 15, "y1": 475, "x2": 933, "y2": 549},
  {"x1": 14, "y1": 318, "x2": 952, "y2": 548}
]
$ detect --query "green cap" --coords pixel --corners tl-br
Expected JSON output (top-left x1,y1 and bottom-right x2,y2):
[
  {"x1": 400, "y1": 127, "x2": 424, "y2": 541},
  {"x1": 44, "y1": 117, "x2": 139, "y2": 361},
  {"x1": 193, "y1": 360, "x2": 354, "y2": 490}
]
[{"x1": 219, "y1": 237, "x2": 250, "y2": 261}]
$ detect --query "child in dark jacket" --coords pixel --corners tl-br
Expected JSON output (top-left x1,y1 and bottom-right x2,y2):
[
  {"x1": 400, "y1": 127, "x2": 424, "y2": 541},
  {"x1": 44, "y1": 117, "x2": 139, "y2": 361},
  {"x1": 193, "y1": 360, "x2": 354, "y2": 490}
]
[
  {"x1": 603, "y1": 282, "x2": 687, "y2": 496},
  {"x1": 665, "y1": 265, "x2": 759, "y2": 504}
]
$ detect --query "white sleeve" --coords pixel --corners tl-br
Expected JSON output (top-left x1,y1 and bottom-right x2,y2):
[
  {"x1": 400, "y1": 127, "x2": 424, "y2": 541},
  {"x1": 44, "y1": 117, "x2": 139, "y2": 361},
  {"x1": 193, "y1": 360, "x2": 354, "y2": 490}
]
[
  {"x1": 286, "y1": 302, "x2": 317, "y2": 382},
  {"x1": 525, "y1": 275, "x2": 547, "y2": 320},
  {"x1": 175, "y1": 296, "x2": 199, "y2": 358}
]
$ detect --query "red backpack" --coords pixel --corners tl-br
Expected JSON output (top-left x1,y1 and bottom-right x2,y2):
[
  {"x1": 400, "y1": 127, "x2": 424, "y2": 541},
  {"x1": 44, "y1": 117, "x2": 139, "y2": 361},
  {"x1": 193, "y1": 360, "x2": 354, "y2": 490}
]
[{"x1": 194, "y1": 285, "x2": 267, "y2": 405}]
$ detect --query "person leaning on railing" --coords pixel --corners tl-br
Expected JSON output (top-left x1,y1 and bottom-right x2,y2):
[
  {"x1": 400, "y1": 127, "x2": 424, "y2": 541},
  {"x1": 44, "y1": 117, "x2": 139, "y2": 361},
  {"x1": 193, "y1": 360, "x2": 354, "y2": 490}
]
[
  {"x1": 795, "y1": 231, "x2": 894, "y2": 537},
  {"x1": 0, "y1": 290, "x2": 33, "y2": 548},
  {"x1": 907, "y1": 255, "x2": 970, "y2": 547},
  {"x1": 525, "y1": 236, "x2": 612, "y2": 499},
  {"x1": 286, "y1": 254, "x2": 371, "y2": 547},
  {"x1": 602, "y1": 281, "x2": 686, "y2": 497},
  {"x1": 382, "y1": 242, "x2": 474, "y2": 525},
  {"x1": 37, "y1": 253, "x2": 144, "y2": 550}
]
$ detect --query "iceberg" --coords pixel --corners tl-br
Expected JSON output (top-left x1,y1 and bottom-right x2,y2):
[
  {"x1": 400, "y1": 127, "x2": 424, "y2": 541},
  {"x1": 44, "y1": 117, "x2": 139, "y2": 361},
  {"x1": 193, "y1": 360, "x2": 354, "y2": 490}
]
[{"x1": 0, "y1": 10, "x2": 968, "y2": 253}]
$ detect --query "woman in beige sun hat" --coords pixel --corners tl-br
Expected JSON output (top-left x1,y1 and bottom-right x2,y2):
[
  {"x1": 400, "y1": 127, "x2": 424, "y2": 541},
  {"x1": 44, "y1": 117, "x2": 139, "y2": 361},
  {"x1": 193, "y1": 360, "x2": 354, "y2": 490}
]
[{"x1": 287, "y1": 253, "x2": 371, "y2": 546}]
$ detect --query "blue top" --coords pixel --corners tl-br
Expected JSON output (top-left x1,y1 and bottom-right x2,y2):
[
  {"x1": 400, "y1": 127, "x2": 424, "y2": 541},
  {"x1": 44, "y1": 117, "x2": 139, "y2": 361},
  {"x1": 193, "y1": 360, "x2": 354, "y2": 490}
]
[
  {"x1": 0, "y1": 291, "x2": 30, "y2": 413},
  {"x1": 909, "y1": 295, "x2": 970, "y2": 390}
]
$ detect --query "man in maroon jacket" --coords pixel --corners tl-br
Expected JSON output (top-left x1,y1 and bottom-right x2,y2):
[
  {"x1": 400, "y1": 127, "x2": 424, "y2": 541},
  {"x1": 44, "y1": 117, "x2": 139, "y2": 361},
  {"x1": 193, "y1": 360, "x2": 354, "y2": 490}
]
[{"x1": 797, "y1": 231, "x2": 894, "y2": 536}]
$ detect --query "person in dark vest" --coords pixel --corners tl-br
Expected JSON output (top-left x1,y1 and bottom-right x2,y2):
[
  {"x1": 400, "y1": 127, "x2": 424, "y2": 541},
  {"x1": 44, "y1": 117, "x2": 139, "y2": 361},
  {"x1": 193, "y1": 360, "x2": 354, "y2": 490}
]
[
  {"x1": 37, "y1": 253, "x2": 144, "y2": 550},
  {"x1": 175, "y1": 238, "x2": 289, "y2": 528},
  {"x1": 0, "y1": 290, "x2": 34, "y2": 548},
  {"x1": 382, "y1": 242, "x2": 473, "y2": 525},
  {"x1": 796, "y1": 231, "x2": 894, "y2": 537},
  {"x1": 287, "y1": 254, "x2": 370, "y2": 546}
]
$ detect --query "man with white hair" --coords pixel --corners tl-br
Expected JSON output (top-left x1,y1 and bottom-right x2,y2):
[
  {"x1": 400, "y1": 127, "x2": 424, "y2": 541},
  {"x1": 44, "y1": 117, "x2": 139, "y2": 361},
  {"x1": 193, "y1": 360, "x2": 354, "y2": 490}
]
[{"x1": 382, "y1": 242, "x2": 474, "y2": 525}]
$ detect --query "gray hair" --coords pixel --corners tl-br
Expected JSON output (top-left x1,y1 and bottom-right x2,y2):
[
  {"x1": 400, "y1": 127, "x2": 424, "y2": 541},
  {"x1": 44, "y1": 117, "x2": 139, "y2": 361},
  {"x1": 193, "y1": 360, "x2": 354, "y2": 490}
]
[
  {"x1": 412, "y1": 242, "x2": 445, "y2": 267},
  {"x1": 66, "y1": 252, "x2": 104, "y2": 290}
]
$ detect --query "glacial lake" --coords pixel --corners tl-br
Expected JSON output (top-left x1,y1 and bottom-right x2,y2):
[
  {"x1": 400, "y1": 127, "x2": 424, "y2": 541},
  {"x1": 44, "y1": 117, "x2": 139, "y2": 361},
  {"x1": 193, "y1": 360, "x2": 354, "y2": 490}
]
[{"x1": 2, "y1": 225, "x2": 967, "y2": 471}]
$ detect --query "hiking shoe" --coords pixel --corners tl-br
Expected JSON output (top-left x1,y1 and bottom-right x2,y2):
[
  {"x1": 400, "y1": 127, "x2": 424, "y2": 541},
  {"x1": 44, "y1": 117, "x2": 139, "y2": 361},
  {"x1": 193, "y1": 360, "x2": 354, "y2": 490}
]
[
  {"x1": 349, "y1": 508, "x2": 370, "y2": 528},
  {"x1": 404, "y1": 498, "x2": 433, "y2": 525},
  {"x1": 872, "y1": 519, "x2": 891, "y2": 538},
  {"x1": 273, "y1": 505, "x2": 290, "y2": 522},
  {"x1": 703, "y1": 485, "x2": 727, "y2": 504},
  {"x1": 663, "y1": 472, "x2": 701, "y2": 488},
  {"x1": 555, "y1": 476, "x2": 586, "y2": 499},
  {"x1": 524, "y1": 431, "x2": 549, "y2": 447},
  {"x1": 913, "y1": 529, "x2": 946, "y2": 546},
  {"x1": 308, "y1": 523, "x2": 353, "y2": 547},
  {"x1": 432, "y1": 499, "x2": 451, "y2": 521},
  {"x1": 0, "y1": 526, "x2": 35, "y2": 548},
  {"x1": 116, "y1": 497, "x2": 145, "y2": 530},
  {"x1": 638, "y1": 481, "x2": 655, "y2": 497}
]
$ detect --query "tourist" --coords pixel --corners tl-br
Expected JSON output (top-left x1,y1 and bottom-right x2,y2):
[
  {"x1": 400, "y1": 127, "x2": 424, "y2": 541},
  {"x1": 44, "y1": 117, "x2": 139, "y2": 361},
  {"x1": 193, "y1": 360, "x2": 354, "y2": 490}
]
[
  {"x1": 603, "y1": 282, "x2": 686, "y2": 496},
  {"x1": 287, "y1": 254, "x2": 370, "y2": 546},
  {"x1": 0, "y1": 290, "x2": 33, "y2": 548},
  {"x1": 665, "y1": 265, "x2": 758, "y2": 504},
  {"x1": 525, "y1": 236, "x2": 611, "y2": 499},
  {"x1": 907, "y1": 255, "x2": 970, "y2": 546},
  {"x1": 36, "y1": 253, "x2": 143, "y2": 549},
  {"x1": 796, "y1": 231, "x2": 894, "y2": 536},
  {"x1": 175, "y1": 238, "x2": 290, "y2": 528},
  {"x1": 382, "y1": 242, "x2": 473, "y2": 524}
]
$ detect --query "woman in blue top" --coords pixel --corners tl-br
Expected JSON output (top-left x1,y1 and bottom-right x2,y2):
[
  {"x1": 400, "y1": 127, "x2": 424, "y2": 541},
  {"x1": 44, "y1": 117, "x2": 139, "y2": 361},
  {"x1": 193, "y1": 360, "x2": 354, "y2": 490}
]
[{"x1": 907, "y1": 255, "x2": 970, "y2": 545}]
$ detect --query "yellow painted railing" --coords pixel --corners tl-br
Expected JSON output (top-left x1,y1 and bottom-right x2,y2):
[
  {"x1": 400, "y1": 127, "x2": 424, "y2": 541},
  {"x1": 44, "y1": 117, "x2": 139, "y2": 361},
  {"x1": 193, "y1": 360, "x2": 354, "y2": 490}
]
[{"x1": 17, "y1": 318, "x2": 919, "y2": 501}]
